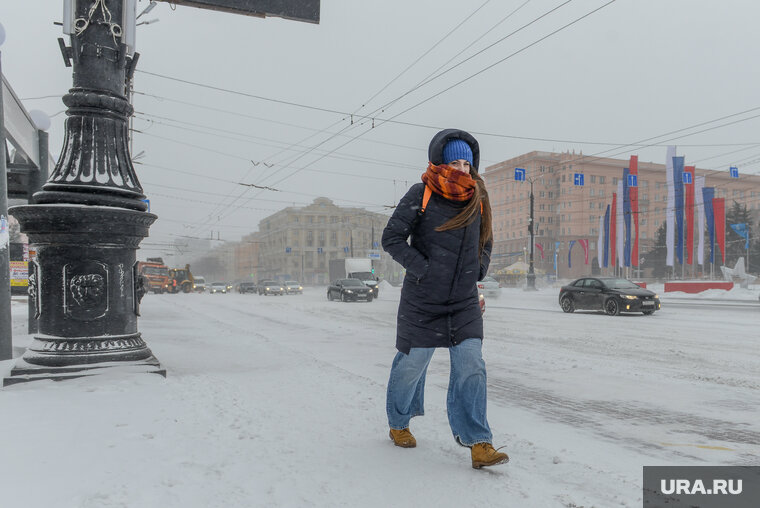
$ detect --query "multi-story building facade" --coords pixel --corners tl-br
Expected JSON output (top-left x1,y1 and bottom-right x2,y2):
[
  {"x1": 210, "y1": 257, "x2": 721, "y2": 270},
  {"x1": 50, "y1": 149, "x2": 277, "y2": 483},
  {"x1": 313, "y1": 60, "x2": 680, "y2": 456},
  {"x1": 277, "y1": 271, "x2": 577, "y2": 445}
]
[
  {"x1": 256, "y1": 197, "x2": 397, "y2": 285},
  {"x1": 484, "y1": 151, "x2": 760, "y2": 279}
]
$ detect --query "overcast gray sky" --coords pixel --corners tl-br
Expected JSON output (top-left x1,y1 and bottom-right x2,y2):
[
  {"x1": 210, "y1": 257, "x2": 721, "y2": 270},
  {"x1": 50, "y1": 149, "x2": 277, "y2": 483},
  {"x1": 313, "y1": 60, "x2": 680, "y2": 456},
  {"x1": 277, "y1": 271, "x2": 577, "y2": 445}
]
[{"x1": 3, "y1": 0, "x2": 760, "y2": 260}]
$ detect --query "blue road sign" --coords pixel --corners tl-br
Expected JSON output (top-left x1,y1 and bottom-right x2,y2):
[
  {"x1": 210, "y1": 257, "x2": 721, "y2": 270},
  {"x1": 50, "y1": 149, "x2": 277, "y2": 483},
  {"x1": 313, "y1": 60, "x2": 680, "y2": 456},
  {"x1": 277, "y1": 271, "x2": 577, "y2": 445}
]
[
  {"x1": 730, "y1": 166, "x2": 739, "y2": 178},
  {"x1": 373, "y1": 241, "x2": 379, "y2": 248},
  {"x1": 573, "y1": 173, "x2": 584, "y2": 186},
  {"x1": 343, "y1": 246, "x2": 349, "y2": 253},
  {"x1": 514, "y1": 168, "x2": 526, "y2": 181},
  {"x1": 682, "y1": 172, "x2": 692, "y2": 184},
  {"x1": 285, "y1": 247, "x2": 291, "y2": 253},
  {"x1": 627, "y1": 174, "x2": 638, "y2": 187}
]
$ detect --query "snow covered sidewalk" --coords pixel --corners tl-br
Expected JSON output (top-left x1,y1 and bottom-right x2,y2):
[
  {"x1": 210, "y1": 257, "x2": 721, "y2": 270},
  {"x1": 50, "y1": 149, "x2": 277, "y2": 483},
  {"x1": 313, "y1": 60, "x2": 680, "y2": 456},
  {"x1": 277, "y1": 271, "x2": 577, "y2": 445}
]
[{"x1": 1, "y1": 287, "x2": 758, "y2": 507}]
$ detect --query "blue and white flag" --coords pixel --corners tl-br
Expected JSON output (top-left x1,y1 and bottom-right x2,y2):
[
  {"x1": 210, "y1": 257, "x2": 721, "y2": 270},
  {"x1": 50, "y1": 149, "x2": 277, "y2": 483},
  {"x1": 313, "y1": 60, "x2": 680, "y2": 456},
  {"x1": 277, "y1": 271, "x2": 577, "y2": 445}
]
[
  {"x1": 730, "y1": 223, "x2": 750, "y2": 249},
  {"x1": 568, "y1": 240, "x2": 576, "y2": 269},
  {"x1": 665, "y1": 146, "x2": 676, "y2": 266},
  {"x1": 673, "y1": 156, "x2": 685, "y2": 265},
  {"x1": 702, "y1": 187, "x2": 716, "y2": 264}
]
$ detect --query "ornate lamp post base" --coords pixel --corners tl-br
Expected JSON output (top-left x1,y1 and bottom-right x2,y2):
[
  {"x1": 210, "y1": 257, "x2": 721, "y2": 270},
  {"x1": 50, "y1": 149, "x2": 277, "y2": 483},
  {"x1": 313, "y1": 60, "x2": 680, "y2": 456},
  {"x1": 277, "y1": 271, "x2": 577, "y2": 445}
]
[
  {"x1": 4, "y1": 204, "x2": 165, "y2": 387},
  {"x1": 525, "y1": 271, "x2": 537, "y2": 291},
  {"x1": 4, "y1": 356, "x2": 165, "y2": 387}
]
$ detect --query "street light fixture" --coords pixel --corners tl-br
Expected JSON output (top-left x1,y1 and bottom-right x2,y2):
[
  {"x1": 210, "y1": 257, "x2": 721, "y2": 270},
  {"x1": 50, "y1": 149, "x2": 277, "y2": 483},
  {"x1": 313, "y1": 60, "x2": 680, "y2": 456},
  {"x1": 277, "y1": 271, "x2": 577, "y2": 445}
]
[{"x1": 515, "y1": 168, "x2": 537, "y2": 290}]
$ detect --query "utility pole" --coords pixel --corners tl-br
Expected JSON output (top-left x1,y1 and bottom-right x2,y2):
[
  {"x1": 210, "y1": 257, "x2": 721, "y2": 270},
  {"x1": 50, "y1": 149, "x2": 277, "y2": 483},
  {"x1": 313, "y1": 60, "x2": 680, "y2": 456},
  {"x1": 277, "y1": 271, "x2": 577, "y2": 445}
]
[{"x1": 526, "y1": 178, "x2": 536, "y2": 290}]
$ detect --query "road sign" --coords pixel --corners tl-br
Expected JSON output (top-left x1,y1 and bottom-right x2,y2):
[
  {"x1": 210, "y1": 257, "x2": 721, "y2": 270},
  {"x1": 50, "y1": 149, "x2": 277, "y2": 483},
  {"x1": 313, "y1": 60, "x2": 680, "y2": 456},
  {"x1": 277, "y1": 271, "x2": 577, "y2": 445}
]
[
  {"x1": 343, "y1": 246, "x2": 349, "y2": 253},
  {"x1": 373, "y1": 241, "x2": 379, "y2": 248},
  {"x1": 285, "y1": 247, "x2": 291, "y2": 253},
  {"x1": 627, "y1": 174, "x2": 638, "y2": 187},
  {"x1": 514, "y1": 168, "x2": 526, "y2": 181},
  {"x1": 573, "y1": 173, "x2": 584, "y2": 186},
  {"x1": 682, "y1": 172, "x2": 692, "y2": 184},
  {"x1": 159, "y1": 0, "x2": 321, "y2": 23},
  {"x1": 368, "y1": 250, "x2": 381, "y2": 260},
  {"x1": 730, "y1": 166, "x2": 739, "y2": 178}
]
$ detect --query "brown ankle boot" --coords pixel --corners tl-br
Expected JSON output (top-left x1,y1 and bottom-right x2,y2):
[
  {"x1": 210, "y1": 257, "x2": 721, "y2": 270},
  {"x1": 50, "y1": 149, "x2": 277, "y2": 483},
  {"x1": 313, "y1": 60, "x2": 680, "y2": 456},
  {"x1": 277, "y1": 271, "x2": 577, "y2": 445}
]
[
  {"x1": 471, "y1": 442, "x2": 509, "y2": 469},
  {"x1": 389, "y1": 428, "x2": 416, "y2": 448}
]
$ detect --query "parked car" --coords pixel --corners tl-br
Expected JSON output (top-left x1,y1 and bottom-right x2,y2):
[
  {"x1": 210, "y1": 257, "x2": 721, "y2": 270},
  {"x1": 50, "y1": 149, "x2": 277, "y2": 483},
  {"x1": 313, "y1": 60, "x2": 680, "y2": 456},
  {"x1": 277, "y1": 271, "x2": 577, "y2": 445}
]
[
  {"x1": 558, "y1": 277, "x2": 660, "y2": 316},
  {"x1": 258, "y1": 280, "x2": 284, "y2": 296},
  {"x1": 477, "y1": 276, "x2": 501, "y2": 298},
  {"x1": 237, "y1": 282, "x2": 257, "y2": 294},
  {"x1": 209, "y1": 282, "x2": 228, "y2": 294},
  {"x1": 327, "y1": 278, "x2": 373, "y2": 302},
  {"x1": 283, "y1": 281, "x2": 303, "y2": 294}
]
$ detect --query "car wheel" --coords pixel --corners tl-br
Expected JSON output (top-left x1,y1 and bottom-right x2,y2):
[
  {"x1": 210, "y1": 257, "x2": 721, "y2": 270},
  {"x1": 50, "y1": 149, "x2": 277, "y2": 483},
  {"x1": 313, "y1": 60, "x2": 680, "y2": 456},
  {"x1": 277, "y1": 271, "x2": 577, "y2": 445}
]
[
  {"x1": 341, "y1": 292, "x2": 347, "y2": 302},
  {"x1": 560, "y1": 295, "x2": 574, "y2": 313},
  {"x1": 367, "y1": 294, "x2": 373, "y2": 302},
  {"x1": 604, "y1": 298, "x2": 620, "y2": 316},
  {"x1": 642, "y1": 310, "x2": 654, "y2": 315},
  {"x1": 327, "y1": 291, "x2": 333, "y2": 301}
]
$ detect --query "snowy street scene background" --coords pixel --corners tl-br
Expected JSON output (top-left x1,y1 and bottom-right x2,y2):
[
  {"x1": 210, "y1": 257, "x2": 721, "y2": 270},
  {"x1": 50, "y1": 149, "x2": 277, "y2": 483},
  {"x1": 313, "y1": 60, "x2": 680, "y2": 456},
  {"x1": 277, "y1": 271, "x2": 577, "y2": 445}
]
[{"x1": 3, "y1": 286, "x2": 758, "y2": 507}]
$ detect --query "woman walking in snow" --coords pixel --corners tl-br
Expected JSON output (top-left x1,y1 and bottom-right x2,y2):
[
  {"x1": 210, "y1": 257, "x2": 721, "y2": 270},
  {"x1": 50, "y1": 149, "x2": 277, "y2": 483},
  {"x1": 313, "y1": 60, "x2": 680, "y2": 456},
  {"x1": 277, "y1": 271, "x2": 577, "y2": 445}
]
[{"x1": 381, "y1": 128, "x2": 508, "y2": 469}]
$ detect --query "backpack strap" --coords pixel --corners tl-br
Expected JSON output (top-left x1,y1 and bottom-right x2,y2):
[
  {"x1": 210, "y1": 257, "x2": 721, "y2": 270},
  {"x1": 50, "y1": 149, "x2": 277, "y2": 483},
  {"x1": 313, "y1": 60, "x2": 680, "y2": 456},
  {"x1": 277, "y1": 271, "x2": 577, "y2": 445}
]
[{"x1": 421, "y1": 185, "x2": 432, "y2": 213}]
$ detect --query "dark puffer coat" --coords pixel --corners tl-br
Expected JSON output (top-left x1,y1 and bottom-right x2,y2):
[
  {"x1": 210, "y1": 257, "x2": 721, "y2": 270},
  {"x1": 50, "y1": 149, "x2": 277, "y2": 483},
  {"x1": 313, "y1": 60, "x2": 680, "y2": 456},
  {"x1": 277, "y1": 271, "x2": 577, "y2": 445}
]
[{"x1": 383, "y1": 183, "x2": 491, "y2": 353}]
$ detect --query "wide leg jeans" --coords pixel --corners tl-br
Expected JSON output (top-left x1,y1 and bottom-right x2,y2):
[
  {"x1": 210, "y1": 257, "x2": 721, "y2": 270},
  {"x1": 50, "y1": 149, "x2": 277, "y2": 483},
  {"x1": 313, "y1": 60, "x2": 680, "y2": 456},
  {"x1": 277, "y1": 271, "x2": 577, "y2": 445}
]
[{"x1": 386, "y1": 338, "x2": 493, "y2": 446}]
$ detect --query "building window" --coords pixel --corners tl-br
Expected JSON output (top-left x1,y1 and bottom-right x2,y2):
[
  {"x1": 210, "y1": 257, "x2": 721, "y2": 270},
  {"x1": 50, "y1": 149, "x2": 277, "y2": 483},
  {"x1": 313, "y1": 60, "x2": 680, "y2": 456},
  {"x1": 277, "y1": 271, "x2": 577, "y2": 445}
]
[
  {"x1": 307, "y1": 231, "x2": 313, "y2": 246},
  {"x1": 590, "y1": 175, "x2": 596, "y2": 183},
  {"x1": 599, "y1": 176, "x2": 605, "y2": 184}
]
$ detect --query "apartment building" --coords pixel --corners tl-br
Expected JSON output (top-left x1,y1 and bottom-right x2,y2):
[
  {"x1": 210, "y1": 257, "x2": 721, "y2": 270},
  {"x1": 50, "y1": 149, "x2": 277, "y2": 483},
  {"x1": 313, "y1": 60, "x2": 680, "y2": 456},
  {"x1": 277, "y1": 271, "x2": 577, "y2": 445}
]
[
  {"x1": 255, "y1": 197, "x2": 395, "y2": 284},
  {"x1": 483, "y1": 151, "x2": 760, "y2": 279}
]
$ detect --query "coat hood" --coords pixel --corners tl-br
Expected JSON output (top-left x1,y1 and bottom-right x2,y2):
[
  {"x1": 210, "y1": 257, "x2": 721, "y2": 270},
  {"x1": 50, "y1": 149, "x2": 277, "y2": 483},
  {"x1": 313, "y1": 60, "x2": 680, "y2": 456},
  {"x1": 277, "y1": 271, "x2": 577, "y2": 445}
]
[{"x1": 428, "y1": 129, "x2": 480, "y2": 171}]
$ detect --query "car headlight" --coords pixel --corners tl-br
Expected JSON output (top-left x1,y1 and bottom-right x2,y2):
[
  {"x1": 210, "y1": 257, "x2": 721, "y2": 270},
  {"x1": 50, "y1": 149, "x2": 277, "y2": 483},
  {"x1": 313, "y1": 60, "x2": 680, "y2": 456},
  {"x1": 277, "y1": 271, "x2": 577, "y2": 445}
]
[
  {"x1": 623, "y1": 295, "x2": 637, "y2": 300},
  {"x1": 346, "y1": 290, "x2": 353, "y2": 293},
  {"x1": 265, "y1": 287, "x2": 270, "y2": 291},
  {"x1": 654, "y1": 294, "x2": 659, "y2": 299},
  {"x1": 299, "y1": 286, "x2": 303, "y2": 290}
]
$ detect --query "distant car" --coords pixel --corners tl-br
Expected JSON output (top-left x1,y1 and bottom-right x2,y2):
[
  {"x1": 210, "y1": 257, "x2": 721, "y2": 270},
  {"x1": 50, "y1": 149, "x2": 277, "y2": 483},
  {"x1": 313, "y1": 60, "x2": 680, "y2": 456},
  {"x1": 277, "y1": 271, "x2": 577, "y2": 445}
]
[
  {"x1": 283, "y1": 281, "x2": 303, "y2": 294},
  {"x1": 192, "y1": 276, "x2": 206, "y2": 293},
  {"x1": 477, "y1": 276, "x2": 501, "y2": 298},
  {"x1": 237, "y1": 282, "x2": 257, "y2": 294},
  {"x1": 258, "y1": 280, "x2": 284, "y2": 296},
  {"x1": 327, "y1": 278, "x2": 373, "y2": 302},
  {"x1": 210, "y1": 282, "x2": 227, "y2": 294},
  {"x1": 559, "y1": 277, "x2": 660, "y2": 316}
]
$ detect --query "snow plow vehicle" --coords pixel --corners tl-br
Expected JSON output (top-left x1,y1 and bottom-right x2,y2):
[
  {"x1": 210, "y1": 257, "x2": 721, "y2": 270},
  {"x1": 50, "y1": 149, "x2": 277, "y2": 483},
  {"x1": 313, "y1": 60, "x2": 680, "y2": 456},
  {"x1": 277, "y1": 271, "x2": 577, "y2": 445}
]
[
  {"x1": 167, "y1": 264, "x2": 195, "y2": 294},
  {"x1": 137, "y1": 257, "x2": 170, "y2": 294}
]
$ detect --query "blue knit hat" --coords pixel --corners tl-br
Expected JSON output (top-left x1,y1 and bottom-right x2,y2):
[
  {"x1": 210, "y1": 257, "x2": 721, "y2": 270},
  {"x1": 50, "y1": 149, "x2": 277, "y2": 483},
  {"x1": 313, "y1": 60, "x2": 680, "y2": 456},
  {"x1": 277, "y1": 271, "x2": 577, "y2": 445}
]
[{"x1": 442, "y1": 139, "x2": 473, "y2": 166}]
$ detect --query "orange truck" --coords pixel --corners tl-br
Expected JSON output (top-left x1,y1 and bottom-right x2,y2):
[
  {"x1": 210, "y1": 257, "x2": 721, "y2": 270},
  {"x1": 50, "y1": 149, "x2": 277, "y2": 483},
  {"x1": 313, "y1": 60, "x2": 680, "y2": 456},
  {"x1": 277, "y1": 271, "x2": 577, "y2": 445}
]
[{"x1": 137, "y1": 257, "x2": 170, "y2": 294}]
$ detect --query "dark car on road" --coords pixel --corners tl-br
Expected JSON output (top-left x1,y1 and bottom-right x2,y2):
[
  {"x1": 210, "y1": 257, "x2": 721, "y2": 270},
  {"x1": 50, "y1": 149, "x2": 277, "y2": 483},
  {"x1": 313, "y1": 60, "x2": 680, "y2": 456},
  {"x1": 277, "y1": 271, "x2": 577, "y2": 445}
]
[
  {"x1": 258, "y1": 280, "x2": 284, "y2": 296},
  {"x1": 327, "y1": 278, "x2": 373, "y2": 302},
  {"x1": 559, "y1": 277, "x2": 660, "y2": 316},
  {"x1": 237, "y1": 282, "x2": 257, "y2": 294}
]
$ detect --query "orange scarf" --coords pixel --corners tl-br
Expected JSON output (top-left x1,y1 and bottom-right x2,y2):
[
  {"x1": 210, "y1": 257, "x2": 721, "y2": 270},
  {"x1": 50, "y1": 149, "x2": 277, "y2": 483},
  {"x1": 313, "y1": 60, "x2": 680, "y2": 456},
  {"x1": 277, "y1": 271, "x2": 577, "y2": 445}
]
[{"x1": 421, "y1": 162, "x2": 475, "y2": 202}]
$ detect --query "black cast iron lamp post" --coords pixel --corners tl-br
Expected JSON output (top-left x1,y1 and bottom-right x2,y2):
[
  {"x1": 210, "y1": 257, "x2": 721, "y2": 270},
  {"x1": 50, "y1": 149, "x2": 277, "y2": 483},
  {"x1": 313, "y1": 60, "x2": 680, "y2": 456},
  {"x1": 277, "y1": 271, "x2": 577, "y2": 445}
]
[{"x1": 5, "y1": 0, "x2": 164, "y2": 385}]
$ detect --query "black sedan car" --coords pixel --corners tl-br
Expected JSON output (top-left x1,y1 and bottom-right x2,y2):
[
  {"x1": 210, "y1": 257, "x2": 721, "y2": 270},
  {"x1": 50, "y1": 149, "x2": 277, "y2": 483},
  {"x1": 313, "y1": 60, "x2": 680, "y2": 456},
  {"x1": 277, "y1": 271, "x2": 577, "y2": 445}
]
[
  {"x1": 237, "y1": 282, "x2": 257, "y2": 294},
  {"x1": 559, "y1": 277, "x2": 661, "y2": 316},
  {"x1": 327, "y1": 279, "x2": 373, "y2": 302}
]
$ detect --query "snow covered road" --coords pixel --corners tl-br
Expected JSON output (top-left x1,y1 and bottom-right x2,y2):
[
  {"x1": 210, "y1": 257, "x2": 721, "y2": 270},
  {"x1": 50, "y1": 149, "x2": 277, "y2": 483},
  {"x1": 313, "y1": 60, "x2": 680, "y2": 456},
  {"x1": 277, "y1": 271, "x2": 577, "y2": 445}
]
[{"x1": 1, "y1": 286, "x2": 758, "y2": 507}]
